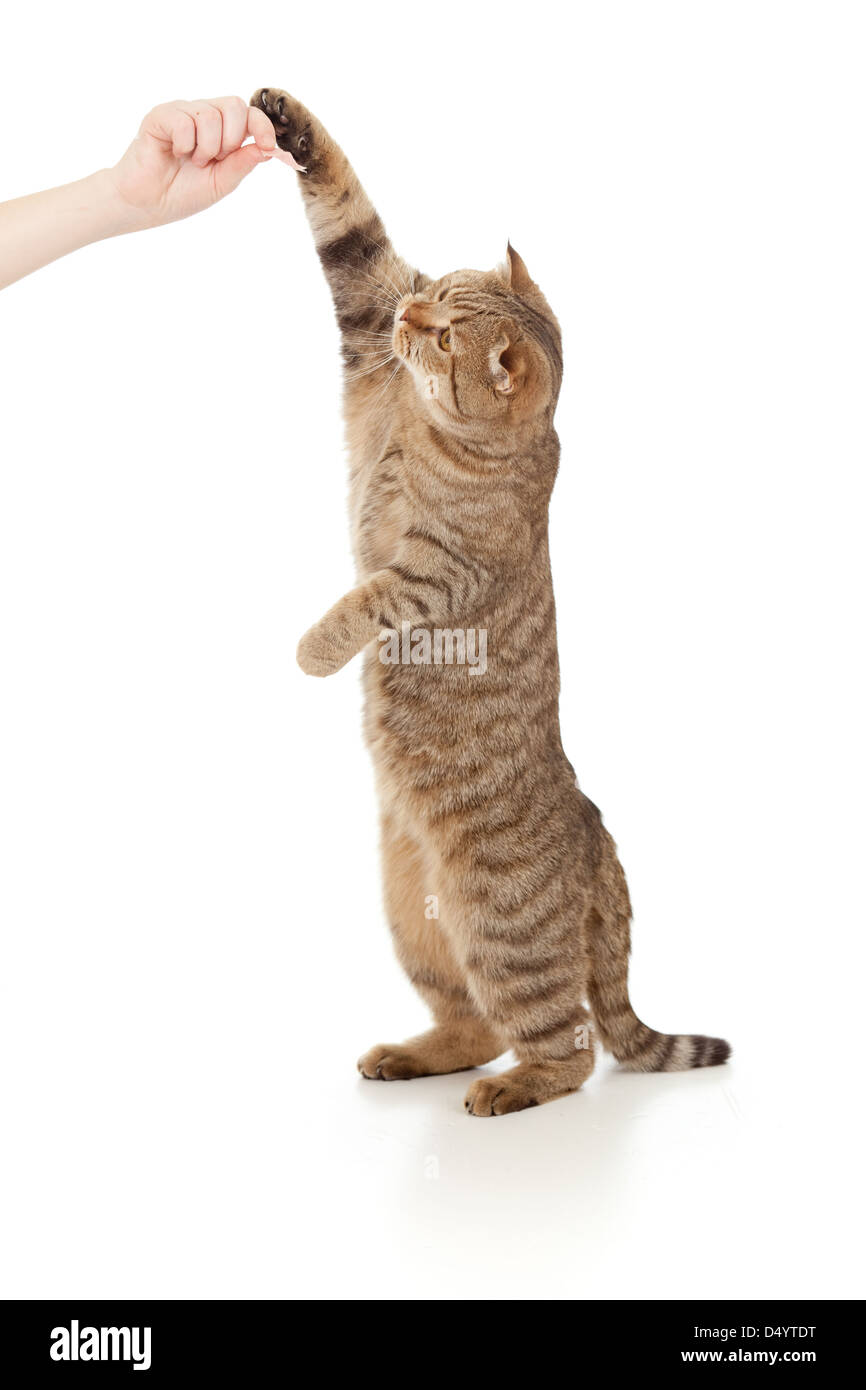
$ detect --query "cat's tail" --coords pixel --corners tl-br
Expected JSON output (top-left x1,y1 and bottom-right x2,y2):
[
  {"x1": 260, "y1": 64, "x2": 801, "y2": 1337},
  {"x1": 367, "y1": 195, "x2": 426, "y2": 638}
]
[{"x1": 586, "y1": 837, "x2": 731, "y2": 1072}]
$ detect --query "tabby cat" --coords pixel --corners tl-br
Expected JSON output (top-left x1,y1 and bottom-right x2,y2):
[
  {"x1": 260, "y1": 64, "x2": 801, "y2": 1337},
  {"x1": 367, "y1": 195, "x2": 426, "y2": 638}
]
[{"x1": 252, "y1": 87, "x2": 730, "y2": 1115}]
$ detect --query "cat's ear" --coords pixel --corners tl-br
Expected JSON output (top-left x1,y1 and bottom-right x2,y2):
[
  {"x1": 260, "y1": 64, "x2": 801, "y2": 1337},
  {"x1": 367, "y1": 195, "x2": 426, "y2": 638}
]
[
  {"x1": 505, "y1": 242, "x2": 535, "y2": 295},
  {"x1": 490, "y1": 336, "x2": 528, "y2": 396}
]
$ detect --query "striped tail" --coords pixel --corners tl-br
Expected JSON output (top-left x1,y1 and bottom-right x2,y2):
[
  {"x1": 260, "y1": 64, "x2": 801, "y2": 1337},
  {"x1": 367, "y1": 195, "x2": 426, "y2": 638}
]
[{"x1": 587, "y1": 845, "x2": 731, "y2": 1072}]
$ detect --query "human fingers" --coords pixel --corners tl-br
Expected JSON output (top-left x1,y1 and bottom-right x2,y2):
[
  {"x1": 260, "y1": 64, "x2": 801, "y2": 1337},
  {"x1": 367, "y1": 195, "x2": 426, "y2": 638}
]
[
  {"x1": 247, "y1": 104, "x2": 277, "y2": 154},
  {"x1": 213, "y1": 142, "x2": 272, "y2": 197},
  {"x1": 183, "y1": 101, "x2": 223, "y2": 167},
  {"x1": 139, "y1": 102, "x2": 197, "y2": 158},
  {"x1": 209, "y1": 95, "x2": 250, "y2": 159}
]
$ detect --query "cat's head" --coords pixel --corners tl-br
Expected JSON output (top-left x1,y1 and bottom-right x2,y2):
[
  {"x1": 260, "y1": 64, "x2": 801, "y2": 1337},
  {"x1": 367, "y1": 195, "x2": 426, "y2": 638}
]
[{"x1": 393, "y1": 246, "x2": 562, "y2": 435}]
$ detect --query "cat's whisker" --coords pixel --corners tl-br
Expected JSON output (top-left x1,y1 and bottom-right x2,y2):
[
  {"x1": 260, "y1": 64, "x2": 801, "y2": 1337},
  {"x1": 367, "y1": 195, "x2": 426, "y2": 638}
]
[
  {"x1": 362, "y1": 241, "x2": 410, "y2": 299},
  {"x1": 353, "y1": 359, "x2": 390, "y2": 388},
  {"x1": 342, "y1": 283, "x2": 401, "y2": 315},
  {"x1": 343, "y1": 351, "x2": 394, "y2": 366},
  {"x1": 365, "y1": 265, "x2": 411, "y2": 306},
  {"x1": 343, "y1": 338, "x2": 394, "y2": 351},
  {"x1": 342, "y1": 342, "x2": 395, "y2": 359},
  {"x1": 344, "y1": 328, "x2": 393, "y2": 341},
  {"x1": 358, "y1": 266, "x2": 401, "y2": 297},
  {"x1": 341, "y1": 354, "x2": 397, "y2": 383},
  {"x1": 342, "y1": 343, "x2": 395, "y2": 359},
  {"x1": 371, "y1": 269, "x2": 408, "y2": 303},
  {"x1": 367, "y1": 269, "x2": 401, "y2": 295},
  {"x1": 343, "y1": 350, "x2": 394, "y2": 363},
  {"x1": 346, "y1": 360, "x2": 396, "y2": 374},
  {"x1": 363, "y1": 358, "x2": 401, "y2": 407},
  {"x1": 340, "y1": 280, "x2": 395, "y2": 304}
]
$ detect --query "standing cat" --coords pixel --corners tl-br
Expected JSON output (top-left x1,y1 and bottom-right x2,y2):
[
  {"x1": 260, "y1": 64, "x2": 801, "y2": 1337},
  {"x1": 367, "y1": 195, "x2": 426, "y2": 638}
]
[{"x1": 253, "y1": 87, "x2": 730, "y2": 1115}]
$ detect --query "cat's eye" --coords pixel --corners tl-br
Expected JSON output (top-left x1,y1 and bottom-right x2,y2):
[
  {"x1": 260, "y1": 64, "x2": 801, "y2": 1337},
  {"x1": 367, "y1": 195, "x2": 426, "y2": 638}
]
[{"x1": 439, "y1": 328, "x2": 451, "y2": 351}]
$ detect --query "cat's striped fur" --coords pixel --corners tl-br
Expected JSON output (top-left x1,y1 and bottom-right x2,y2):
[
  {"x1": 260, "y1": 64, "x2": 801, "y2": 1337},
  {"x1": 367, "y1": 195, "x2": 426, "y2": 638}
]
[{"x1": 252, "y1": 87, "x2": 730, "y2": 1114}]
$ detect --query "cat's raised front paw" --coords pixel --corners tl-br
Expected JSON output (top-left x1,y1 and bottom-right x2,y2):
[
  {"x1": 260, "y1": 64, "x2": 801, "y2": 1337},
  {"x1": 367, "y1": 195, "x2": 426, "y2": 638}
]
[{"x1": 251, "y1": 88, "x2": 315, "y2": 168}]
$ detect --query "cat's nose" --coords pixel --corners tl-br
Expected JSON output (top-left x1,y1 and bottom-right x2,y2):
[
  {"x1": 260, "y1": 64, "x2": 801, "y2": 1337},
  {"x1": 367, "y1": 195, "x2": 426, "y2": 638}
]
[{"x1": 400, "y1": 301, "x2": 428, "y2": 327}]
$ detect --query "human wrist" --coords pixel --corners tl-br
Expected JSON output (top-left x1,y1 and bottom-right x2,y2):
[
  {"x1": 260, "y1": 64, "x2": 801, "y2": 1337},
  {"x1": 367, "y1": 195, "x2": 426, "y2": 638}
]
[{"x1": 86, "y1": 167, "x2": 154, "y2": 238}]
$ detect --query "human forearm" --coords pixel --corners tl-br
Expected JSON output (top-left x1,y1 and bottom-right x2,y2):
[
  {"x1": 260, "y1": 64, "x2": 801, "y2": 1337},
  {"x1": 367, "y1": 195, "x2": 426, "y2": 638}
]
[{"x1": 0, "y1": 169, "x2": 144, "y2": 291}]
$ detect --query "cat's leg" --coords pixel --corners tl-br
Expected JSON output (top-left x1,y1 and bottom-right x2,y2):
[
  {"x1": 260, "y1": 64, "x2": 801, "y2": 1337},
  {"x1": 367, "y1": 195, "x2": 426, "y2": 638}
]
[
  {"x1": 250, "y1": 88, "x2": 425, "y2": 360},
  {"x1": 358, "y1": 815, "x2": 504, "y2": 1080},
  {"x1": 463, "y1": 1005, "x2": 595, "y2": 1116},
  {"x1": 459, "y1": 894, "x2": 596, "y2": 1116}
]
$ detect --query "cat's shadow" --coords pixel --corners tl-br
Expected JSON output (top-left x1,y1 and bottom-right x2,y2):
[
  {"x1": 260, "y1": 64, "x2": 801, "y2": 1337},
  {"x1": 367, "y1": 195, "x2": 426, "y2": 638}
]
[{"x1": 353, "y1": 1052, "x2": 740, "y2": 1206}]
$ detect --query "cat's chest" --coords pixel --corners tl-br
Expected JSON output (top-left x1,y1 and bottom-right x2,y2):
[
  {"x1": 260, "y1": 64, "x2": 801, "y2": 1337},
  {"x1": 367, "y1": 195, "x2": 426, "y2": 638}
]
[{"x1": 351, "y1": 448, "x2": 411, "y2": 575}]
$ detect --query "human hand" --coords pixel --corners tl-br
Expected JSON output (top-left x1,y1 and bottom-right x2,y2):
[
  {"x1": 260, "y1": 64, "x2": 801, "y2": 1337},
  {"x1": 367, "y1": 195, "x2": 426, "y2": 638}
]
[{"x1": 109, "y1": 97, "x2": 278, "y2": 230}]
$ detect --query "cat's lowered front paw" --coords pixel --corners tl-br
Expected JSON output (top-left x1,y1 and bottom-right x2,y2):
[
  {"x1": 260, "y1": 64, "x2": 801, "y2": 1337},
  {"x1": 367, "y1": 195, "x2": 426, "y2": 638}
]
[
  {"x1": 296, "y1": 622, "x2": 348, "y2": 677},
  {"x1": 251, "y1": 88, "x2": 316, "y2": 169}
]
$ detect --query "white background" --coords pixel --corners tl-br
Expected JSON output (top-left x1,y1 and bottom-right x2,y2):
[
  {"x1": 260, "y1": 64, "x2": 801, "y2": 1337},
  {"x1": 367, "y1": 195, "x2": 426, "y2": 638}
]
[{"x1": 1, "y1": 1, "x2": 863, "y2": 1301}]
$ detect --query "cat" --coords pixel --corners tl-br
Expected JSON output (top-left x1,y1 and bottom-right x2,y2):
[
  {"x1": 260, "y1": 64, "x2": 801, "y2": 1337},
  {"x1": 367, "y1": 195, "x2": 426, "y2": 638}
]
[{"x1": 252, "y1": 87, "x2": 730, "y2": 1115}]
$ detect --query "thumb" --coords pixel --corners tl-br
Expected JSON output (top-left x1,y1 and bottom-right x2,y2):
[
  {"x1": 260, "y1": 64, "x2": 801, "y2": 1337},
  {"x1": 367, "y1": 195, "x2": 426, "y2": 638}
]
[{"x1": 213, "y1": 143, "x2": 272, "y2": 198}]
